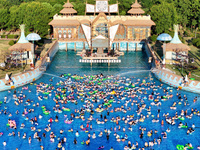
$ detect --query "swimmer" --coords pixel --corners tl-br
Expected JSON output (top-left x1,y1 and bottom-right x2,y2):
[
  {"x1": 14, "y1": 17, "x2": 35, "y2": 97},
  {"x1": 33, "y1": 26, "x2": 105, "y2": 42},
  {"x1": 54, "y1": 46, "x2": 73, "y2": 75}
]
[{"x1": 3, "y1": 141, "x2": 6, "y2": 146}]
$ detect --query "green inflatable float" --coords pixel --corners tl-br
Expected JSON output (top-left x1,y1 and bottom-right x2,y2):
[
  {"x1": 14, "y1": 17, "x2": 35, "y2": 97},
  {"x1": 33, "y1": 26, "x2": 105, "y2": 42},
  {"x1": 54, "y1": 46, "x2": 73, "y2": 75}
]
[{"x1": 176, "y1": 144, "x2": 184, "y2": 150}]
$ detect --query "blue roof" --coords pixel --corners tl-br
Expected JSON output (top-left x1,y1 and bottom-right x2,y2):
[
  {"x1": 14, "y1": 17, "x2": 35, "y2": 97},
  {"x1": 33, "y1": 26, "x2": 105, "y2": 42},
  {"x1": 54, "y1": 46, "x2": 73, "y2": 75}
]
[
  {"x1": 157, "y1": 33, "x2": 172, "y2": 41},
  {"x1": 170, "y1": 30, "x2": 182, "y2": 44},
  {"x1": 26, "y1": 33, "x2": 41, "y2": 41},
  {"x1": 18, "y1": 24, "x2": 29, "y2": 44}
]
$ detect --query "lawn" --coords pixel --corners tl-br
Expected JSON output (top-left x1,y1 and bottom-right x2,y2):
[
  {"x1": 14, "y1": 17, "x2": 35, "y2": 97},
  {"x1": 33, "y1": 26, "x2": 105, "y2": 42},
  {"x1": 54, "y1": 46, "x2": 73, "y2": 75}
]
[{"x1": 0, "y1": 40, "x2": 11, "y2": 63}]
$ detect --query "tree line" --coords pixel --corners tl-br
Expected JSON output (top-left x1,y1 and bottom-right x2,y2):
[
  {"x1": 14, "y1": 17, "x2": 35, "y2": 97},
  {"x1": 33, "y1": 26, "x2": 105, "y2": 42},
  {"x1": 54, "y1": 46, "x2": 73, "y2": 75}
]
[{"x1": 0, "y1": 0, "x2": 199, "y2": 37}]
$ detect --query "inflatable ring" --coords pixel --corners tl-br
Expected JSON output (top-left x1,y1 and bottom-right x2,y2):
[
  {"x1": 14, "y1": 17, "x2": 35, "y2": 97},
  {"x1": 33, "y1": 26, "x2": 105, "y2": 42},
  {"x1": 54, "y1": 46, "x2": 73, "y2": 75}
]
[
  {"x1": 178, "y1": 86, "x2": 182, "y2": 90},
  {"x1": 176, "y1": 144, "x2": 184, "y2": 150}
]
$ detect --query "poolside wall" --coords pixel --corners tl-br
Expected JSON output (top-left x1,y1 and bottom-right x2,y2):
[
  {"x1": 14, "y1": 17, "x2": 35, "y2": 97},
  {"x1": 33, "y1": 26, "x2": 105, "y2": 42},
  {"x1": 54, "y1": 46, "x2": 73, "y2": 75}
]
[
  {"x1": 152, "y1": 68, "x2": 200, "y2": 93},
  {"x1": 58, "y1": 41, "x2": 145, "y2": 51},
  {"x1": 0, "y1": 40, "x2": 59, "y2": 91}
]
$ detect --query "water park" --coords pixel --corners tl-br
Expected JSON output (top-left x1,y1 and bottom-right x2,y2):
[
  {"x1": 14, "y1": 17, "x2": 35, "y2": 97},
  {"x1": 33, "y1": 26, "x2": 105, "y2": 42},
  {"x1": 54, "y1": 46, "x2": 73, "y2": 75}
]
[{"x1": 0, "y1": 0, "x2": 200, "y2": 150}]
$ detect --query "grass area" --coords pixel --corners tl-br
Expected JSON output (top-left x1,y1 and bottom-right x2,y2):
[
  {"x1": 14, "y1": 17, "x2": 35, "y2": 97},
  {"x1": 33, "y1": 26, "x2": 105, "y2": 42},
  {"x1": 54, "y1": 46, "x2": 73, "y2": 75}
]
[
  {"x1": 0, "y1": 64, "x2": 31, "y2": 79},
  {"x1": 166, "y1": 64, "x2": 200, "y2": 81},
  {"x1": 0, "y1": 40, "x2": 11, "y2": 63},
  {"x1": 0, "y1": 39, "x2": 53, "y2": 79}
]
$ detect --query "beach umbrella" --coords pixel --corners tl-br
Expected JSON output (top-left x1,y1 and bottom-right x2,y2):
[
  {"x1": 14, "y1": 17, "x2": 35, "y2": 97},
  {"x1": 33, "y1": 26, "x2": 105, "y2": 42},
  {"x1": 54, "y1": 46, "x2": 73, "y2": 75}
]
[
  {"x1": 5, "y1": 74, "x2": 9, "y2": 81},
  {"x1": 157, "y1": 33, "x2": 172, "y2": 60},
  {"x1": 26, "y1": 33, "x2": 41, "y2": 41},
  {"x1": 26, "y1": 33, "x2": 41, "y2": 65},
  {"x1": 157, "y1": 33, "x2": 172, "y2": 41}
]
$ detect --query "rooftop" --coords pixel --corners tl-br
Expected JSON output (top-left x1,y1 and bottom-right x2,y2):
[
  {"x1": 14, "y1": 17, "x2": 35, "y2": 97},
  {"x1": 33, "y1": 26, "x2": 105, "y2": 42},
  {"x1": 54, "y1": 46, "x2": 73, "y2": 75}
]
[{"x1": 131, "y1": 0, "x2": 142, "y2": 8}]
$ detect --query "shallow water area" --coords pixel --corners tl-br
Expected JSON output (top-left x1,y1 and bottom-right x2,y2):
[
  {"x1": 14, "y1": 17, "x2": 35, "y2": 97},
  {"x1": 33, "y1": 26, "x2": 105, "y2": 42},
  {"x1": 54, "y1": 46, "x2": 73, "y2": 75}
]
[{"x1": 0, "y1": 51, "x2": 199, "y2": 150}]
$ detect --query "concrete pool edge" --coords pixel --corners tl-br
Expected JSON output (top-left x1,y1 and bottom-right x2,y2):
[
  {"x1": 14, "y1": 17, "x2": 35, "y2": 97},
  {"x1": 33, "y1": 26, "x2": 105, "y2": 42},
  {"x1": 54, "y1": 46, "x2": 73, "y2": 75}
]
[
  {"x1": 0, "y1": 40, "x2": 59, "y2": 91},
  {"x1": 152, "y1": 68, "x2": 200, "y2": 94}
]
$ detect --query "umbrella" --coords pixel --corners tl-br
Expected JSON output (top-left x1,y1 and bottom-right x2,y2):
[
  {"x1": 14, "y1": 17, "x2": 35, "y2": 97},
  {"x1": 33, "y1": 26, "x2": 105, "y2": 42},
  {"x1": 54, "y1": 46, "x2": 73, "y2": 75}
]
[
  {"x1": 26, "y1": 33, "x2": 41, "y2": 41},
  {"x1": 5, "y1": 74, "x2": 9, "y2": 81},
  {"x1": 157, "y1": 33, "x2": 172, "y2": 61},
  {"x1": 157, "y1": 33, "x2": 172, "y2": 41},
  {"x1": 26, "y1": 33, "x2": 41, "y2": 65}
]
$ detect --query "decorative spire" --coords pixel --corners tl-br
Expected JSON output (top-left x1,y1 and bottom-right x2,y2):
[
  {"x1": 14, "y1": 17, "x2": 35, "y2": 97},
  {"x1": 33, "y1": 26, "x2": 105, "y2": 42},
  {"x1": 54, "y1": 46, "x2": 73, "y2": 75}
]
[
  {"x1": 60, "y1": 0, "x2": 77, "y2": 15},
  {"x1": 170, "y1": 25, "x2": 182, "y2": 44},
  {"x1": 128, "y1": 0, "x2": 145, "y2": 15},
  {"x1": 131, "y1": 0, "x2": 142, "y2": 8},
  {"x1": 18, "y1": 24, "x2": 29, "y2": 44}
]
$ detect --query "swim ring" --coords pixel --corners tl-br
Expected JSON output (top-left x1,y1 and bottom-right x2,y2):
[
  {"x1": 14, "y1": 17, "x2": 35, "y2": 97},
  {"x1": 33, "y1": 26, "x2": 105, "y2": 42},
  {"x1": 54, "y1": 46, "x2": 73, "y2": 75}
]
[{"x1": 176, "y1": 144, "x2": 184, "y2": 150}]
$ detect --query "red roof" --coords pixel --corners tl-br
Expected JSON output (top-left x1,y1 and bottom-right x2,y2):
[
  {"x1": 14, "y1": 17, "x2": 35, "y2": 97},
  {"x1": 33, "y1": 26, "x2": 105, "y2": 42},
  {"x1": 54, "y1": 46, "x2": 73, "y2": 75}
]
[
  {"x1": 63, "y1": 0, "x2": 74, "y2": 8},
  {"x1": 123, "y1": 20, "x2": 155, "y2": 26},
  {"x1": 128, "y1": 8, "x2": 145, "y2": 14},
  {"x1": 60, "y1": 8, "x2": 77, "y2": 14},
  {"x1": 49, "y1": 20, "x2": 80, "y2": 26}
]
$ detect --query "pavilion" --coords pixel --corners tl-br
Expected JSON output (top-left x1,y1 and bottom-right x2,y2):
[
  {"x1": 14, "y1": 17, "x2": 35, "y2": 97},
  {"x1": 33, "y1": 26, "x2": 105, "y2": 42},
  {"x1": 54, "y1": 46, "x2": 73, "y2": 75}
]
[
  {"x1": 165, "y1": 25, "x2": 190, "y2": 64},
  {"x1": 8, "y1": 24, "x2": 34, "y2": 65}
]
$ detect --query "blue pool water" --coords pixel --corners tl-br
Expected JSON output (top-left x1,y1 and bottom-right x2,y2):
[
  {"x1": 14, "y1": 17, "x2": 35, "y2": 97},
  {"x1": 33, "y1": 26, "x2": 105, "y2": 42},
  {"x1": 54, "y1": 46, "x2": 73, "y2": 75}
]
[{"x1": 0, "y1": 51, "x2": 199, "y2": 150}]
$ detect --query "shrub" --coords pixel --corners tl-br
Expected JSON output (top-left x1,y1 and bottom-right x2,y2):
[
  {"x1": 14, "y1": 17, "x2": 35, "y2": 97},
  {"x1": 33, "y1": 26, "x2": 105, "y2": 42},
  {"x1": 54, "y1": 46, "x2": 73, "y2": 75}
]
[
  {"x1": 8, "y1": 40, "x2": 15, "y2": 46},
  {"x1": 1, "y1": 35, "x2": 6, "y2": 38},
  {"x1": 7, "y1": 35, "x2": 18, "y2": 39},
  {"x1": 150, "y1": 34, "x2": 158, "y2": 42},
  {"x1": 192, "y1": 38, "x2": 200, "y2": 48},
  {"x1": 184, "y1": 31, "x2": 188, "y2": 37}
]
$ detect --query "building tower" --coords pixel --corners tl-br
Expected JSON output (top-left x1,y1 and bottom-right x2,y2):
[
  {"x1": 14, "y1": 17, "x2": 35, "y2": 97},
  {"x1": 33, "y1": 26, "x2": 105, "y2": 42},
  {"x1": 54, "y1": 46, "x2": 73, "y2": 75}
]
[
  {"x1": 60, "y1": 0, "x2": 77, "y2": 16},
  {"x1": 127, "y1": 0, "x2": 145, "y2": 16}
]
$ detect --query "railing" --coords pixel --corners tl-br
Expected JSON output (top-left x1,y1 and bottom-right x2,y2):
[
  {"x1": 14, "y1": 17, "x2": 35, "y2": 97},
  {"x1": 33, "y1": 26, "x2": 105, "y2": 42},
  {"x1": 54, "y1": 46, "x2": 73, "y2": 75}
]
[
  {"x1": 36, "y1": 40, "x2": 58, "y2": 69},
  {"x1": 145, "y1": 40, "x2": 161, "y2": 68}
]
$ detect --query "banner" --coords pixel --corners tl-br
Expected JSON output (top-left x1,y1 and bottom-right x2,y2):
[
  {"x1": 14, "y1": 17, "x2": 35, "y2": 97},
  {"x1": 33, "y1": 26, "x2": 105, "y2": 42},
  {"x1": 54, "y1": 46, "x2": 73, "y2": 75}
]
[
  {"x1": 109, "y1": 24, "x2": 119, "y2": 46},
  {"x1": 86, "y1": 4, "x2": 95, "y2": 13},
  {"x1": 96, "y1": 1, "x2": 108, "y2": 12},
  {"x1": 109, "y1": 4, "x2": 118, "y2": 13},
  {"x1": 81, "y1": 24, "x2": 91, "y2": 46}
]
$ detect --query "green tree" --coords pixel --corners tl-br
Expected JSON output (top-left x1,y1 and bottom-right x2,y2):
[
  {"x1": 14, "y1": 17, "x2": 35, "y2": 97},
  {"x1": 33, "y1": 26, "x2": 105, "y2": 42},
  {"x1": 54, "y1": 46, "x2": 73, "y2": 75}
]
[
  {"x1": 0, "y1": 9, "x2": 9, "y2": 29},
  {"x1": 150, "y1": 1, "x2": 178, "y2": 34},
  {"x1": 53, "y1": 4, "x2": 63, "y2": 15}
]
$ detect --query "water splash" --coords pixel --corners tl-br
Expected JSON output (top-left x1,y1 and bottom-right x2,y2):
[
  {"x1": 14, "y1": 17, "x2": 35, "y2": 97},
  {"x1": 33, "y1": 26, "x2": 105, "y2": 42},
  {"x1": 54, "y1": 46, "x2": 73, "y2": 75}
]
[
  {"x1": 42, "y1": 73, "x2": 66, "y2": 80},
  {"x1": 115, "y1": 70, "x2": 150, "y2": 77},
  {"x1": 6, "y1": 98, "x2": 11, "y2": 103}
]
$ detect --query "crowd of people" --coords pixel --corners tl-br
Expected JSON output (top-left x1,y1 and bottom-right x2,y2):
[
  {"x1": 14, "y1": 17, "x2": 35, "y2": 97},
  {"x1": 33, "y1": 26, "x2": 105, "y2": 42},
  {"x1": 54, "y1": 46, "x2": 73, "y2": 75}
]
[{"x1": 0, "y1": 73, "x2": 199, "y2": 150}]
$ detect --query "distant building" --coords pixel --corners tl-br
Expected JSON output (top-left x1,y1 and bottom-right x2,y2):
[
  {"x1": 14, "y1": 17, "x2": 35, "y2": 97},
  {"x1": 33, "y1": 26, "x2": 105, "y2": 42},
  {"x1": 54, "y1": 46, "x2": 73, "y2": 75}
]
[{"x1": 49, "y1": 0, "x2": 155, "y2": 51}]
